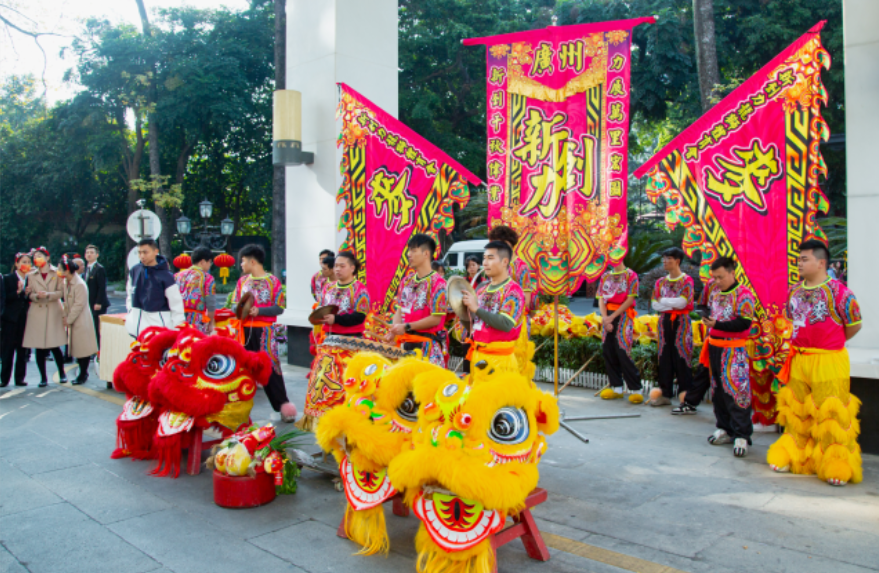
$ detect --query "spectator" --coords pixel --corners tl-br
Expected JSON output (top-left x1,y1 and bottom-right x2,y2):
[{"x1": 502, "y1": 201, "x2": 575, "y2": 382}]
[
  {"x1": 1, "y1": 253, "x2": 32, "y2": 387},
  {"x1": 125, "y1": 239, "x2": 185, "y2": 338},
  {"x1": 57, "y1": 257, "x2": 98, "y2": 385},
  {"x1": 175, "y1": 246, "x2": 216, "y2": 334},
  {"x1": 432, "y1": 260, "x2": 446, "y2": 276},
  {"x1": 22, "y1": 247, "x2": 68, "y2": 387},
  {"x1": 84, "y1": 244, "x2": 110, "y2": 355},
  {"x1": 465, "y1": 255, "x2": 484, "y2": 288}
]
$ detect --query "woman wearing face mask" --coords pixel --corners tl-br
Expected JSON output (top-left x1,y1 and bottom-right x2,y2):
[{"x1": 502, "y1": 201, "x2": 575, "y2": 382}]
[
  {"x1": 22, "y1": 247, "x2": 68, "y2": 387},
  {"x1": 1, "y1": 253, "x2": 33, "y2": 387},
  {"x1": 57, "y1": 257, "x2": 98, "y2": 385}
]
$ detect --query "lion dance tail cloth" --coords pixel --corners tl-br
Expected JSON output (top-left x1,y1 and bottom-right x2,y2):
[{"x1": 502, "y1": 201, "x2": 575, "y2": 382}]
[
  {"x1": 147, "y1": 327, "x2": 273, "y2": 478},
  {"x1": 111, "y1": 327, "x2": 180, "y2": 460},
  {"x1": 389, "y1": 366, "x2": 559, "y2": 573},
  {"x1": 767, "y1": 279, "x2": 863, "y2": 485}
]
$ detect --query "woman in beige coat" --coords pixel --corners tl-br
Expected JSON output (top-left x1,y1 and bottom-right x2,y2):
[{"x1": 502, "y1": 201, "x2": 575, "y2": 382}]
[
  {"x1": 58, "y1": 258, "x2": 98, "y2": 385},
  {"x1": 22, "y1": 248, "x2": 68, "y2": 387}
]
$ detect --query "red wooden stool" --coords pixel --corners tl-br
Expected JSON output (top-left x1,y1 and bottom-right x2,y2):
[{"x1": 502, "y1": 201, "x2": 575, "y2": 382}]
[
  {"x1": 185, "y1": 427, "x2": 222, "y2": 476},
  {"x1": 337, "y1": 493, "x2": 409, "y2": 538},
  {"x1": 490, "y1": 487, "x2": 550, "y2": 572}
]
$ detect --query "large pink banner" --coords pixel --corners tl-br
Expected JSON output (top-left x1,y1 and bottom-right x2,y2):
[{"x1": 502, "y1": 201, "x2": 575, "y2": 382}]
[
  {"x1": 336, "y1": 84, "x2": 483, "y2": 316},
  {"x1": 634, "y1": 22, "x2": 831, "y2": 423},
  {"x1": 465, "y1": 17, "x2": 654, "y2": 295}
]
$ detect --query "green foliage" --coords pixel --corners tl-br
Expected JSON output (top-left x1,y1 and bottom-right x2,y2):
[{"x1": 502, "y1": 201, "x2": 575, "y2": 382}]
[
  {"x1": 532, "y1": 335, "x2": 660, "y2": 381},
  {"x1": 818, "y1": 216, "x2": 847, "y2": 259},
  {"x1": 624, "y1": 232, "x2": 674, "y2": 275}
]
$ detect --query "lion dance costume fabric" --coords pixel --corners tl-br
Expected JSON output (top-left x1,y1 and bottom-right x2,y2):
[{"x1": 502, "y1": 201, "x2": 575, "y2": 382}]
[
  {"x1": 146, "y1": 326, "x2": 273, "y2": 477},
  {"x1": 317, "y1": 353, "x2": 439, "y2": 555},
  {"x1": 389, "y1": 367, "x2": 559, "y2": 573}
]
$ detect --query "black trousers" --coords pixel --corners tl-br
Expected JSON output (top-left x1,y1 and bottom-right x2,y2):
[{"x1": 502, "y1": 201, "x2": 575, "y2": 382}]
[
  {"x1": 0, "y1": 320, "x2": 28, "y2": 385},
  {"x1": 91, "y1": 310, "x2": 104, "y2": 356},
  {"x1": 657, "y1": 314, "x2": 693, "y2": 398},
  {"x1": 35, "y1": 347, "x2": 66, "y2": 382},
  {"x1": 243, "y1": 327, "x2": 289, "y2": 412},
  {"x1": 683, "y1": 365, "x2": 711, "y2": 406},
  {"x1": 708, "y1": 345, "x2": 752, "y2": 442},
  {"x1": 603, "y1": 315, "x2": 642, "y2": 391}
]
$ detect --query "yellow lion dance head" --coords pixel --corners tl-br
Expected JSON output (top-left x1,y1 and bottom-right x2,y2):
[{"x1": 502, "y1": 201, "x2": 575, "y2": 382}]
[
  {"x1": 389, "y1": 367, "x2": 559, "y2": 573},
  {"x1": 316, "y1": 353, "x2": 445, "y2": 556}
]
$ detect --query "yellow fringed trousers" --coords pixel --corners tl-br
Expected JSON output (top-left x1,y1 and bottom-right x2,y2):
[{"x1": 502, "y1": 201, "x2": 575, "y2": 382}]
[{"x1": 766, "y1": 347, "x2": 862, "y2": 484}]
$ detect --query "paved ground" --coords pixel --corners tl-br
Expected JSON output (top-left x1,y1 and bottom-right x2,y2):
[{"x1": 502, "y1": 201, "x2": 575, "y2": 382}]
[{"x1": 1, "y1": 357, "x2": 877, "y2": 573}]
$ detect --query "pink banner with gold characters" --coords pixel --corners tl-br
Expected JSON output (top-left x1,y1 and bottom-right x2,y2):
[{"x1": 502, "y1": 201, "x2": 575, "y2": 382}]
[
  {"x1": 634, "y1": 22, "x2": 831, "y2": 424},
  {"x1": 336, "y1": 84, "x2": 483, "y2": 319},
  {"x1": 465, "y1": 17, "x2": 654, "y2": 295}
]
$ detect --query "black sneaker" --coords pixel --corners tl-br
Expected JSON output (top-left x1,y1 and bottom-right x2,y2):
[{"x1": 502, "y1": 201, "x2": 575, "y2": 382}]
[
  {"x1": 38, "y1": 380, "x2": 48, "y2": 388},
  {"x1": 671, "y1": 403, "x2": 697, "y2": 415}
]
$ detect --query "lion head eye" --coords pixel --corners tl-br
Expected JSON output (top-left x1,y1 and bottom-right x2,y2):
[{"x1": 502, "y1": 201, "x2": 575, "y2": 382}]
[
  {"x1": 396, "y1": 392, "x2": 419, "y2": 422},
  {"x1": 489, "y1": 407, "x2": 529, "y2": 445},
  {"x1": 203, "y1": 355, "x2": 236, "y2": 379}
]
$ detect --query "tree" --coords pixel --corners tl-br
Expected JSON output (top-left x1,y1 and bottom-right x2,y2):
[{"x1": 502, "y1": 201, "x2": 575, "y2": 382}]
[
  {"x1": 272, "y1": 0, "x2": 286, "y2": 276},
  {"x1": 692, "y1": 0, "x2": 720, "y2": 111}
]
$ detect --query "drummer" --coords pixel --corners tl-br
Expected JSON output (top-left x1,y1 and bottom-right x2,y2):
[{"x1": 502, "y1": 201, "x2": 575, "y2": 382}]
[
  {"x1": 384, "y1": 234, "x2": 450, "y2": 367},
  {"x1": 460, "y1": 241, "x2": 527, "y2": 376},
  {"x1": 316, "y1": 251, "x2": 370, "y2": 337}
]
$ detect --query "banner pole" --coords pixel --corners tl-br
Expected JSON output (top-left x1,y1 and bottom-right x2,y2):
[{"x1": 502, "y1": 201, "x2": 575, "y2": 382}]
[{"x1": 553, "y1": 295, "x2": 559, "y2": 397}]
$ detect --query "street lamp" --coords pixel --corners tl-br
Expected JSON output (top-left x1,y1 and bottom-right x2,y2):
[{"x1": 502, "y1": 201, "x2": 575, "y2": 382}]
[{"x1": 175, "y1": 199, "x2": 233, "y2": 251}]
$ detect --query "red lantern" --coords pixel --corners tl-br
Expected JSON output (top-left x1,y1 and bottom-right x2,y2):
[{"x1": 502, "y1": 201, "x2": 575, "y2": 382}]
[
  {"x1": 173, "y1": 254, "x2": 192, "y2": 269},
  {"x1": 213, "y1": 253, "x2": 235, "y2": 284}
]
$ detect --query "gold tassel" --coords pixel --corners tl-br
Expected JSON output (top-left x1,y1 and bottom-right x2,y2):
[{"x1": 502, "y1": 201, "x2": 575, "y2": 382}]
[
  {"x1": 415, "y1": 527, "x2": 494, "y2": 573},
  {"x1": 345, "y1": 503, "x2": 389, "y2": 556}
]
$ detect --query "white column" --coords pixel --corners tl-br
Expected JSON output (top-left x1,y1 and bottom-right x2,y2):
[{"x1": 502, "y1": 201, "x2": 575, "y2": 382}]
[
  {"x1": 844, "y1": 0, "x2": 879, "y2": 376},
  {"x1": 279, "y1": 0, "x2": 398, "y2": 328}
]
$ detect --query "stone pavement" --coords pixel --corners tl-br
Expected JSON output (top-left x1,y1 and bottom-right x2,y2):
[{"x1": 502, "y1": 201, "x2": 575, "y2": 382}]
[{"x1": 1, "y1": 358, "x2": 877, "y2": 573}]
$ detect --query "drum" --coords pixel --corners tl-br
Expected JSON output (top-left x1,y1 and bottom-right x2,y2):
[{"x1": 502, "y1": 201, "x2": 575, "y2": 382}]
[{"x1": 297, "y1": 336, "x2": 416, "y2": 432}]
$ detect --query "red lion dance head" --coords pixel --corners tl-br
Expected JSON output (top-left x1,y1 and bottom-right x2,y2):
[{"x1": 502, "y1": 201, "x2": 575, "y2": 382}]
[
  {"x1": 111, "y1": 326, "x2": 181, "y2": 460},
  {"x1": 148, "y1": 326, "x2": 273, "y2": 477}
]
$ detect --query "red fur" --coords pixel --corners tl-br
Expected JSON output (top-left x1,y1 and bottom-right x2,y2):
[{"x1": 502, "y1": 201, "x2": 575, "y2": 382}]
[
  {"x1": 116, "y1": 414, "x2": 159, "y2": 459},
  {"x1": 151, "y1": 432, "x2": 186, "y2": 478}
]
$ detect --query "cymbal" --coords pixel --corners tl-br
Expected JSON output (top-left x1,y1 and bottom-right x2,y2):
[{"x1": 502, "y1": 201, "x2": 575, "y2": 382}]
[
  {"x1": 447, "y1": 275, "x2": 476, "y2": 322},
  {"x1": 235, "y1": 292, "x2": 255, "y2": 321},
  {"x1": 308, "y1": 304, "x2": 339, "y2": 325}
]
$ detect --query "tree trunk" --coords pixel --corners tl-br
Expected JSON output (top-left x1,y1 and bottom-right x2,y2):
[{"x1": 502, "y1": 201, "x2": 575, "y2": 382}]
[
  {"x1": 692, "y1": 0, "x2": 721, "y2": 112},
  {"x1": 272, "y1": 0, "x2": 286, "y2": 278}
]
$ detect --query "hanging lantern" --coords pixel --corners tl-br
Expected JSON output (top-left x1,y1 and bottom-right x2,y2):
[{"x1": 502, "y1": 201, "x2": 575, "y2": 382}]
[
  {"x1": 214, "y1": 253, "x2": 236, "y2": 284},
  {"x1": 173, "y1": 254, "x2": 192, "y2": 270}
]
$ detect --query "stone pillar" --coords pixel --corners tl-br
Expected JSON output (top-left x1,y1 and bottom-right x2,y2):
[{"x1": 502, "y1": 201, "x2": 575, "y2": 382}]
[{"x1": 279, "y1": 0, "x2": 398, "y2": 365}]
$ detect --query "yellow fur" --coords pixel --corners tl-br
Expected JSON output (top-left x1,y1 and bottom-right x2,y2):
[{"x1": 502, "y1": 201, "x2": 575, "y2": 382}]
[
  {"x1": 415, "y1": 528, "x2": 494, "y2": 573},
  {"x1": 345, "y1": 504, "x2": 389, "y2": 556}
]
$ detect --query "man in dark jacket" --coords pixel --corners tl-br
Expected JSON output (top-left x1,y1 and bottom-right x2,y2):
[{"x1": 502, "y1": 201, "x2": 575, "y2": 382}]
[
  {"x1": 1, "y1": 255, "x2": 32, "y2": 387},
  {"x1": 84, "y1": 245, "x2": 110, "y2": 350},
  {"x1": 125, "y1": 239, "x2": 185, "y2": 338}
]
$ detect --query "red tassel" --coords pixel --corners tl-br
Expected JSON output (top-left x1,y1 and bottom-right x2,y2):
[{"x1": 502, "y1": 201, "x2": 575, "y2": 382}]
[
  {"x1": 114, "y1": 413, "x2": 159, "y2": 460},
  {"x1": 151, "y1": 431, "x2": 187, "y2": 478}
]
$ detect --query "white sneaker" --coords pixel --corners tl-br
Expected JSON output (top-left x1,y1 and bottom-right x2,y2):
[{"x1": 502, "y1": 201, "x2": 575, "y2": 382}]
[
  {"x1": 708, "y1": 429, "x2": 732, "y2": 445},
  {"x1": 733, "y1": 438, "x2": 748, "y2": 457}
]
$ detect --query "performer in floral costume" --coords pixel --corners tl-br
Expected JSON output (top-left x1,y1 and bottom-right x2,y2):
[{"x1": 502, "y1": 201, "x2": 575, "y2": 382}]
[
  {"x1": 310, "y1": 249, "x2": 334, "y2": 301},
  {"x1": 231, "y1": 244, "x2": 297, "y2": 423},
  {"x1": 385, "y1": 234, "x2": 450, "y2": 367},
  {"x1": 300, "y1": 251, "x2": 370, "y2": 431},
  {"x1": 174, "y1": 246, "x2": 216, "y2": 334},
  {"x1": 598, "y1": 263, "x2": 643, "y2": 403},
  {"x1": 673, "y1": 278, "x2": 720, "y2": 414},
  {"x1": 768, "y1": 240, "x2": 863, "y2": 485},
  {"x1": 651, "y1": 247, "x2": 695, "y2": 407},
  {"x1": 701, "y1": 257, "x2": 756, "y2": 458},
  {"x1": 461, "y1": 241, "x2": 531, "y2": 379}
]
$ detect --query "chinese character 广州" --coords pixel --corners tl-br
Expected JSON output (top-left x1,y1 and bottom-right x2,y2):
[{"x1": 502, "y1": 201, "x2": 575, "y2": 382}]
[
  {"x1": 512, "y1": 108, "x2": 570, "y2": 169},
  {"x1": 558, "y1": 40, "x2": 584, "y2": 73},
  {"x1": 704, "y1": 141, "x2": 781, "y2": 212},
  {"x1": 531, "y1": 41, "x2": 554, "y2": 77},
  {"x1": 368, "y1": 167, "x2": 417, "y2": 232}
]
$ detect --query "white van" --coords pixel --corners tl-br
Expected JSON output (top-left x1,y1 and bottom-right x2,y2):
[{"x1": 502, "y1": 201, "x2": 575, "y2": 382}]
[{"x1": 440, "y1": 239, "x2": 488, "y2": 272}]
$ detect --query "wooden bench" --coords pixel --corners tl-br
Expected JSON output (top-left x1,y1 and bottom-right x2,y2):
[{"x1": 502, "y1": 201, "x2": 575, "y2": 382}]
[
  {"x1": 335, "y1": 487, "x2": 550, "y2": 573},
  {"x1": 185, "y1": 427, "x2": 222, "y2": 476},
  {"x1": 490, "y1": 487, "x2": 550, "y2": 571}
]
